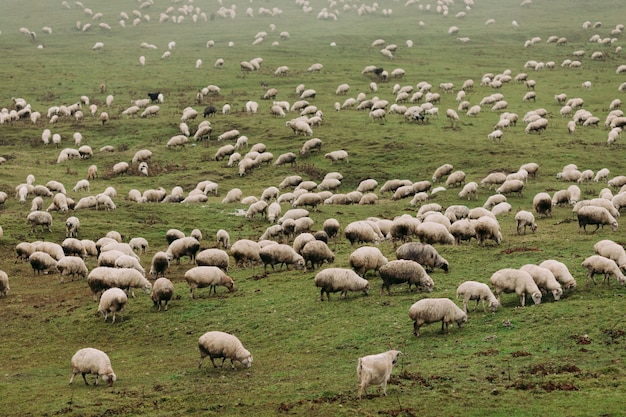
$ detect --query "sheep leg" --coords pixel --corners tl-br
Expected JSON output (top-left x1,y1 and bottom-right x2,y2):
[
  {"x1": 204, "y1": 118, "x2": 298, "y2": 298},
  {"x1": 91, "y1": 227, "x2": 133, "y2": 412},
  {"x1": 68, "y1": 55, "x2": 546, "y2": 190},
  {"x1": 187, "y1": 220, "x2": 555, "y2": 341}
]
[
  {"x1": 413, "y1": 321, "x2": 421, "y2": 337},
  {"x1": 80, "y1": 373, "x2": 89, "y2": 385}
]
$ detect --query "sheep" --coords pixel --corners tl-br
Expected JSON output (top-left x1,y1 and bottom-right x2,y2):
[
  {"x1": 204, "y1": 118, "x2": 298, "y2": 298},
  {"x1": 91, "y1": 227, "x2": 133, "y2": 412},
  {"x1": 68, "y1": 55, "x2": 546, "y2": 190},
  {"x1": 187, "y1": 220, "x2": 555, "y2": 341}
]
[
  {"x1": 57, "y1": 256, "x2": 88, "y2": 282},
  {"x1": 0, "y1": 270, "x2": 8, "y2": 296},
  {"x1": 396, "y1": 242, "x2": 449, "y2": 273},
  {"x1": 196, "y1": 249, "x2": 229, "y2": 271},
  {"x1": 456, "y1": 281, "x2": 499, "y2": 313},
  {"x1": 490, "y1": 268, "x2": 542, "y2": 306},
  {"x1": 520, "y1": 264, "x2": 563, "y2": 301},
  {"x1": 216, "y1": 229, "x2": 231, "y2": 250},
  {"x1": 379, "y1": 260, "x2": 434, "y2": 295},
  {"x1": 150, "y1": 277, "x2": 174, "y2": 311},
  {"x1": 474, "y1": 216, "x2": 502, "y2": 246},
  {"x1": 344, "y1": 221, "x2": 381, "y2": 246},
  {"x1": 62, "y1": 238, "x2": 87, "y2": 258},
  {"x1": 458, "y1": 182, "x2": 478, "y2": 200},
  {"x1": 259, "y1": 244, "x2": 305, "y2": 272},
  {"x1": 198, "y1": 331, "x2": 252, "y2": 370},
  {"x1": 515, "y1": 210, "x2": 537, "y2": 234},
  {"x1": 301, "y1": 240, "x2": 335, "y2": 270},
  {"x1": 577, "y1": 206, "x2": 618, "y2": 233},
  {"x1": 112, "y1": 162, "x2": 129, "y2": 176},
  {"x1": 356, "y1": 350, "x2": 403, "y2": 400},
  {"x1": 273, "y1": 152, "x2": 297, "y2": 167},
  {"x1": 300, "y1": 138, "x2": 322, "y2": 156},
  {"x1": 166, "y1": 237, "x2": 201, "y2": 264},
  {"x1": 593, "y1": 239, "x2": 626, "y2": 270},
  {"x1": 532, "y1": 192, "x2": 552, "y2": 218},
  {"x1": 445, "y1": 171, "x2": 466, "y2": 187},
  {"x1": 97, "y1": 287, "x2": 127, "y2": 323},
  {"x1": 27, "y1": 211, "x2": 52, "y2": 233},
  {"x1": 165, "y1": 229, "x2": 185, "y2": 244},
  {"x1": 324, "y1": 150, "x2": 349, "y2": 164},
  {"x1": 539, "y1": 260, "x2": 577, "y2": 290},
  {"x1": 314, "y1": 268, "x2": 370, "y2": 301},
  {"x1": 323, "y1": 218, "x2": 341, "y2": 239},
  {"x1": 246, "y1": 200, "x2": 268, "y2": 220},
  {"x1": 69, "y1": 348, "x2": 116, "y2": 386},
  {"x1": 129, "y1": 237, "x2": 149, "y2": 255},
  {"x1": 149, "y1": 251, "x2": 170, "y2": 279},
  {"x1": 416, "y1": 222, "x2": 454, "y2": 246},
  {"x1": 114, "y1": 255, "x2": 146, "y2": 276},
  {"x1": 29, "y1": 251, "x2": 58, "y2": 275},
  {"x1": 582, "y1": 255, "x2": 626, "y2": 285},
  {"x1": 66, "y1": 216, "x2": 80, "y2": 238},
  {"x1": 185, "y1": 266, "x2": 234, "y2": 298},
  {"x1": 221, "y1": 188, "x2": 242, "y2": 204},
  {"x1": 408, "y1": 298, "x2": 467, "y2": 337},
  {"x1": 349, "y1": 246, "x2": 388, "y2": 277},
  {"x1": 230, "y1": 239, "x2": 262, "y2": 268}
]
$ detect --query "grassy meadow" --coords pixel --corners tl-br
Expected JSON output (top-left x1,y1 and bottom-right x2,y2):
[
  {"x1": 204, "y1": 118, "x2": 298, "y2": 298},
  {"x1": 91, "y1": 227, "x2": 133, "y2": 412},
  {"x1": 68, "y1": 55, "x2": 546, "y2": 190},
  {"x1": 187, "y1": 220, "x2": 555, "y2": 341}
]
[{"x1": 0, "y1": 0, "x2": 625, "y2": 415}]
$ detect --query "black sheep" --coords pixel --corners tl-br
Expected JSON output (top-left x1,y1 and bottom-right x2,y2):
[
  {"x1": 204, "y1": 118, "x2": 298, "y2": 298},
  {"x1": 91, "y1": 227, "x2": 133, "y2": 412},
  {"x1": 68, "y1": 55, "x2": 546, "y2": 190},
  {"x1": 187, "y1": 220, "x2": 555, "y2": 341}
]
[
  {"x1": 203, "y1": 105, "x2": 217, "y2": 118},
  {"x1": 148, "y1": 92, "x2": 160, "y2": 102}
]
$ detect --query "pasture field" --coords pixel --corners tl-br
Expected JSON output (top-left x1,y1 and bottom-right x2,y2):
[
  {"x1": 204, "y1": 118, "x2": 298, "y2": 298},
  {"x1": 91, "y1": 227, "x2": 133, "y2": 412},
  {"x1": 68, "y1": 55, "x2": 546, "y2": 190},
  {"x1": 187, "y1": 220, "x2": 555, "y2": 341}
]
[{"x1": 0, "y1": 0, "x2": 625, "y2": 415}]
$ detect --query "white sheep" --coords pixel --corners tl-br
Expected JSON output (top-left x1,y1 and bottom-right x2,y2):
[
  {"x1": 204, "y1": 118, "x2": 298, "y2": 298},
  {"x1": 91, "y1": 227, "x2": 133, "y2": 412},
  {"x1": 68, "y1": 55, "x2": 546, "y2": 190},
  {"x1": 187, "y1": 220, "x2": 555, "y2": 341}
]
[
  {"x1": 357, "y1": 350, "x2": 403, "y2": 400},
  {"x1": 149, "y1": 251, "x2": 170, "y2": 279},
  {"x1": 259, "y1": 244, "x2": 305, "y2": 272},
  {"x1": 489, "y1": 268, "x2": 542, "y2": 306},
  {"x1": 150, "y1": 277, "x2": 174, "y2": 311},
  {"x1": 198, "y1": 331, "x2": 252, "y2": 370},
  {"x1": 314, "y1": 268, "x2": 370, "y2": 300},
  {"x1": 538, "y1": 260, "x2": 577, "y2": 290},
  {"x1": 515, "y1": 210, "x2": 537, "y2": 234},
  {"x1": 65, "y1": 216, "x2": 80, "y2": 238},
  {"x1": 456, "y1": 281, "x2": 499, "y2": 312},
  {"x1": 185, "y1": 266, "x2": 234, "y2": 298},
  {"x1": 69, "y1": 348, "x2": 116, "y2": 386},
  {"x1": 216, "y1": 229, "x2": 230, "y2": 249},
  {"x1": 129, "y1": 237, "x2": 149, "y2": 255},
  {"x1": 458, "y1": 182, "x2": 478, "y2": 200},
  {"x1": 324, "y1": 150, "x2": 349, "y2": 164},
  {"x1": 577, "y1": 206, "x2": 618, "y2": 232},
  {"x1": 301, "y1": 240, "x2": 335, "y2": 270},
  {"x1": 582, "y1": 255, "x2": 626, "y2": 285},
  {"x1": 520, "y1": 264, "x2": 563, "y2": 301},
  {"x1": 0, "y1": 270, "x2": 9, "y2": 296},
  {"x1": 408, "y1": 298, "x2": 467, "y2": 337},
  {"x1": 593, "y1": 239, "x2": 626, "y2": 270},
  {"x1": 166, "y1": 237, "x2": 200, "y2": 264},
  {"x1": 349, "y1": 246, "x2": 388, "y2": 277},
  {"x1": 445, "y1": 170, "x2": 465, "y2": 187},
  {"x1": 416, "y1": 222, "x2": 455, "y2": 245},
  {"x1": 379, "y1": 260, "x2": 434, "y2": 295},
  {"x1": 344, "y1": 221, "x2": 382, "y2": 246},
  {"x1": 532, "y1": 192, "x2": 552, "y2": 217},
  {"x1": 474, "y1": 216, "x2": 502, "y2": 246},
  {"x1": 221, "y1": 188, "x2": 242, "y2": 204},
  {"x1": 396, "y1": 242, "x2": 449, "y2": 272},
  {"x1": 97, "y1": 287, "x2": 128, "y2": 323},
  {"x1": 27, "y1": 211, "x2": 53, "y2": 233}
]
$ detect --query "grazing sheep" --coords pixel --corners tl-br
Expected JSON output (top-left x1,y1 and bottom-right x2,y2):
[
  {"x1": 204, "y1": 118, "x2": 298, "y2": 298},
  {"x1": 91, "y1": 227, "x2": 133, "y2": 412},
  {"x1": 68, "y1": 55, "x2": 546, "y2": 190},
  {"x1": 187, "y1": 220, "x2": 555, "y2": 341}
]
[
  {"x1": 324, "y1": 150, "x2": 349, "y2": 164},
  {"x1": 0, "y1": 270, "x2": 9, "y2": 296},
  {"x1": 515, "y1": 210, "x2": 537, "y2": 234},
  {"x1": 166, "y1": 237, "x2": 201, "y2": 264},
  {"x1": 344, "y1": 221, "x2": 382, "y2": 246},
  {"x1": 582, "y1": 255, "x2": 626, "y2": 285},
  {"x1": 496, "y1": 179, "x2": 524, "y2": 196},
  {"x1": 57, "y1": 256, "x2": 88, "y2": 282},
  {"x1": 27, "y1": 211, "x2": 53, "y2": 233},
  {"x1": 490, "y1": 268, "x2": 542, "y2": 306},
  {"x1": 357, "y1": 350, "x2": 403, "y2": 400},
  {"x1": 349, "y1": 246, "x2": 388, "y2": 277},
  {"x1": 216, "y1": 229, "x2": 231, "y2": 249},
  {"x1": 198, "y1": 331, "x2": 252, "y2": 370},
  {"x1": 408, "y1": 298, "x2": 467, "y2": 337},
  {"x1": 259, "y1": 244, "x2": 305, "y2": 272},
  {"x1": 29, "y1": 251, "x2": 58, "y2": 275},
  {"x1": 129, "y1": 237, "x2": 149, "y2": 255},
  {"x1": 231, "y1": 239, "x2": 262, "y2": 268},
  {"x1": 520, "y1": 264, "x2": 563, "y2": 303},
  {"x1": 577, "y1": 206, "x2": 618, "y2": 232},
  {"x1": 396, "y1": 242, "x2": 449, "y2": 272},
  {"x1": 196, "y1": 249, "x2": 230, "y2": 271},
  {"x1": 474, "y1": 216, "x2": 502, "y2": 246},
  {"x1": 532, "y1": 192, "x2": 552, "y2": 217},
  {"x1": 301, "y1": 240, "x2": 335, "y2": 270},
  {"x1": 594, "y1": 239, "x2": 626, "y2": 270},
  {"x1": 314, "y1": 268, "x2": 370, "y2": 301},
  {"x1": 456, "y1": 281, "x2": 499, "y2": 312},
  {"x1": 539, "y1": 260, "x2": 577, "y2": 290},
  {"x1": 150, "y1": 277, "x2": 174, "y2": 311},
  {"x1": 458, "y1": 182, "x2": 478, "y2": 200},
  {"x1": 149, "y1": 251, "x2": 170, "y2": 279},
  {"x1": 65, "y1": 216, "x2": 80, "y2": 238},
  {"x1": 379, "y1": 260, "x2": 434, "y2": 295},
  {"x1": 323, "y1": 218, "x2": 341, "y2": 239},
  {"x1": 185, "y1": 266, "x2": 234, "y2": 298},
  {"x1": 97, "y1": 288, "x2": 128, "y2": 323},
  {"x1": 69, "y1": 348, "x2": 116, "y2": 386},
  {"x1": 445, "y1": 171, "x2": 466, "y2": 187}
]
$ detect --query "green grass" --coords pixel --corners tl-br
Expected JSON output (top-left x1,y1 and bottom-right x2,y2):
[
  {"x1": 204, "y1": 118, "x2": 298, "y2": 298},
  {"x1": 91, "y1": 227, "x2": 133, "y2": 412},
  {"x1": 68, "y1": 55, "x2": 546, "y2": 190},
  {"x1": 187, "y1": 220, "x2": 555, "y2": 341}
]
[{"x1": 1, "y1": 0, "x2": 626, "y2": 415}]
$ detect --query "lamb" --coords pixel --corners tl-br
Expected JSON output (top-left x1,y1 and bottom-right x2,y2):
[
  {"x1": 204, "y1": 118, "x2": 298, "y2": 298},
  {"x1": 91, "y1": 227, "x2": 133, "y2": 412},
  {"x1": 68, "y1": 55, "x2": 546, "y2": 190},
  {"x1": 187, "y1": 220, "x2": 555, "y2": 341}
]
[
  {"x1": 396, "y1": 242, "x2": 449, "y2": 272},
  {"x1": 416, "y1": 222, "x2": 455, "y2": 245},
  {"x1": 27, "y1": 211, "x2": 52, "y2": 233},
  {"x1": 357, "y1": 350, "x2": 403, "y2": 400},
  {"x1": 166, "y1": 237, "x2": 201, "y2": 264},
  {"x1": 515, "y1": 210, "x2": 537, "y2": 234},
  {"x1": 349, "y1": 246, "x2": 388, "y2": 277},
  {"x1": 408, "y1": 298, "x2": 467, "y2": 337},
  {"x1": 149, "y1": 251, "x2": 170, "y2": 279},
  {"x1": 0, "y1": 270, "x2": 9, "y2": 296},
  {"x1": 314, "y1": 268, "x2": 370, "y2": 301},
  {"x1": 538, "y1": 260, "x2": 577, "y2": 290},
  {"x1": 57, "y1": 256, "x2": 88, "y2": 282},
  {"x1": 324, "y1": 150, "x2": 349, "y2": 164},
  {"x1": 577, "y1": 206, "x2": 618, "y2": 233},
  {"x1": 29, "y1": 251, "x2": 58, "y2": 275},
  {"x1": 196, "y1": 249, "x2": 229, "y2": 271},
  {"x1": 582, "y1": 255, "x2": 626, "y2": 285},
  {"x1": 379, "y1": 260, "x2": 434, "y2": 295},
  {"x1": 185, "y1": 266, "x2": 234, "y2": 298},
  {"x1": 489, "y1": 268, "x2": 542, "y2": 306},
  {"x1": 69, "y1": 348, "x2": 116, "y2": 386},
  {"x1": 198, "y1": 331, "x2": 253, "y2": 370},
  {"x1": 594, "y1": 239, "x2": 626, "y2": 270},
  {"x1": 259, "y1": 244, "x2": 305, "y2": 272},
  {"x1": 520, "y1": 264, "x2": 563, "y2": 301},
  {"x1": 456, "y1": 281, "x2": 499, "y2": 312},
  {"x1": 97, "y1": 287, "x2": 128, "y2": 323}
]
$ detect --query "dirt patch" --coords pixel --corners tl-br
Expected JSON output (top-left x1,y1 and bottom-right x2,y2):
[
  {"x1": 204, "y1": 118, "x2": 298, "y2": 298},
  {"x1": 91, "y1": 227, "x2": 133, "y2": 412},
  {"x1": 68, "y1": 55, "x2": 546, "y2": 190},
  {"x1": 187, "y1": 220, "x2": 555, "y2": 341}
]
[
  {"x1": 510, "y1": 350, "x2": 532, "y2": 357},
  {"x1": 500, "y1": 247, "x2": 542, "y2": 254},
  {"x1": 475, "y1": 348, "x2": 499, "y2": 356},
  {"x1": 571, "y1": 334, "x2": 592, "y2": 345}
]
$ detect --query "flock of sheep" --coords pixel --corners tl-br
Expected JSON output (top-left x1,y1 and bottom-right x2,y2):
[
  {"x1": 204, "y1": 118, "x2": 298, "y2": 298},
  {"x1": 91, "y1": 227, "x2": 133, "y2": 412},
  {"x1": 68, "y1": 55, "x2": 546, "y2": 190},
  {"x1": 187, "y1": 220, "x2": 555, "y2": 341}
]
[{"x1": 1, "y1": 0, "x2": 626, "y2": 407}]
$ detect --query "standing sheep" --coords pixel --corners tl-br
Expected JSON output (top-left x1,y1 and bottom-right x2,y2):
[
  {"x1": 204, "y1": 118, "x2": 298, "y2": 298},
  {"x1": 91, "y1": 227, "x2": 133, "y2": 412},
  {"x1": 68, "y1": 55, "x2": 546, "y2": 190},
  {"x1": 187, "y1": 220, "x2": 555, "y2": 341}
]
[
  {"x1": 538, "y1": 260, "x2": 577, "y2": 290},
  {"x1": 490, "y1": 268, "x2": 542, "y2": 306},
  {"x1": 475, "y1": 216, "x2": 502, "y2": 246},
  {"x1": 357, "y1": 350, "x2": 403, "y2": 399},
  {"x1": 151, "y1": 277, "x2": 174, "y2": 311},
  {"x1": 396, "y1": 242, "x2": 449, "y2": 272},
  {"x1": 27, "y1": 211, "x2": 53, "y2": 233},
  {"x1": 593, "y1": 239, "x2": 626, "y2": 270},
  {"x1": 166, "y1": 237, "x2": 201, "y2": 264},
  {"x1": 198, "y1": 331, "x2": 253, "y2": 370},
  {"x1": 0, "y1": 270, "x2": 10, "y2": 296},
  {"x1": 259, "y1": 244, "x2": 305, "y2": 272},
  {"x1": 379, "y1": 260, "x2": 434, "y2": 295},
  {"x1": 57, "y1": 256, "x2": 88, "y2": 282},
  {"x1": 581, "y1": 255, "x2": 626, "y2": 285},
  {"x1": 314, "y1": 268, "x2": 370, "y2": 301},
  {"x1": 577, "y1": 206, "x2": 618, "y2": 233},
  {"x1": 349, "y1": 246, "x2": 388, "y2": 277},
  {"x1": 69, "y1": 348, "x2": 116, "y2": 386},
  {"x1": 515, "y1": 210, "x2": 537, "y2": 234},
  {"x1": 408, "y1": 298, "x2": 467, "y2": 337},
  {"x1": 520, "y1": 264, "x2": 563, "y2": 301},
  {"x1": 301, "y1": 240, "x2": 335, "y2": 270},
  {"x1": 456, "y1": 281, "x2": 499, "y2": 312},
  {"x1": 149, "y1": 251, "x2": 170, "y2": 279},
  {"x1": 185, "y1": 266, "x2": 234, "y2": 298},
  {"x1": 196, "y1": 249, "x2": 230, "y2": 271},
  {"x1": 97, "y1": 287, "x2": 128, "y2": 323}
]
